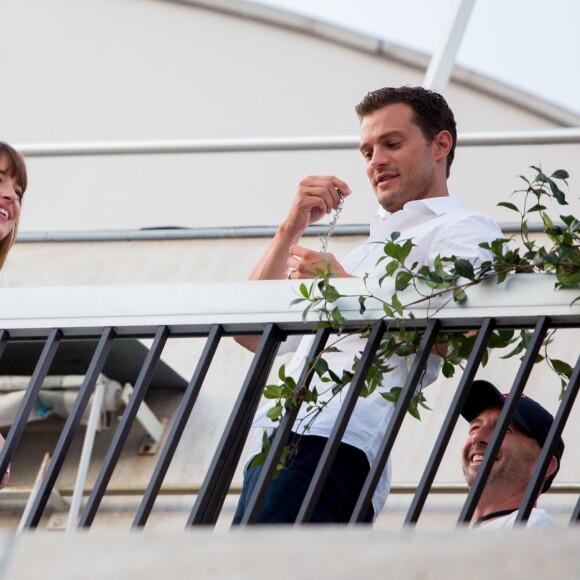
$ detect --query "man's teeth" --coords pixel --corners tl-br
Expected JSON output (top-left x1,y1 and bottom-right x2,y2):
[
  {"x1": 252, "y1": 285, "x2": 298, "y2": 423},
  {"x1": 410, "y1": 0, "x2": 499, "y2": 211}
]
[
  {"x1": 473, "y1": 454, "x2": 484, "y2": 463},
  {"x1": 0, "y1": 209, "x2": 8, "y2": 219}
]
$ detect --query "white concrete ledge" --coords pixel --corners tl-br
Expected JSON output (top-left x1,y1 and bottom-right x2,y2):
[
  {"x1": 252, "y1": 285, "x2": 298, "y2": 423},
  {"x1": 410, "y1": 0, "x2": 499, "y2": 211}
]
[
  {"x1": 0, "y1": 274, "x2": 577, "y2": 329},
  {"x1": 1, "y1": 528, "x2": 579, "y2": 579}
]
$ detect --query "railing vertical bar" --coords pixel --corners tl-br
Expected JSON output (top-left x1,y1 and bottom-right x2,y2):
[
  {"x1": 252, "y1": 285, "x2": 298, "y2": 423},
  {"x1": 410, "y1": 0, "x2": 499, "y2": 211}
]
[
  {"x1": 295, "y1": 321, "x2": 386, "y2": 525},
  {"x1": 0, "y1": 329, "x2": 9, "y2": 360},
  {"x1": 457, "y1": 315, "x2": 550, "y2": 525},
  {"x1": 349, "y1": 319, "x2": 441, "y2": 524},
  {"x1": 186, "y1": 323, "x2": 283, "y2": 526},
  {"x1": 517, "y1": 354, "x2": 580, "y2": 524},
  {"x1": 133, "y1": 325, "x2": 225, "y2": 528},
  {"x1": 78, "y1": 325, "x2": 169, "y2": 528},
  {"x1": 0, "y1": 329, "x2": 62, "y2": 481},
  {"x1": 240, "y1": 327, "x2": 332, "y2": 525},
  {"x1": 572, "y1": 495, "x2": 580, "y2": 524},
  {"x1": 22, "y1": 327, "x2": 116, "y2": 529},
  {"x1": 196, "y1": 326, "x2": 284, "y2": 526},
  {"x1": 405, "y1": 318, "x2": 496, "y2": 526}
]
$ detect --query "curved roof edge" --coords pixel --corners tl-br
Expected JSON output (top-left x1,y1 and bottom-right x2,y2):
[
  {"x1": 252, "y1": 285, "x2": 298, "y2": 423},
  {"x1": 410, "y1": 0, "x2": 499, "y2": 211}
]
[{"x1": 163, "y1": 0, "x2": 580, "y2": 127}]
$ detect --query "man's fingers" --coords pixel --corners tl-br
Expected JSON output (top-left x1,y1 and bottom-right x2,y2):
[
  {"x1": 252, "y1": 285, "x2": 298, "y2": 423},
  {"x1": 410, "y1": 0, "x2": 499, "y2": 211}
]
[{"x1": 298, "y1": 176, "x2": 351, "y2": 213}]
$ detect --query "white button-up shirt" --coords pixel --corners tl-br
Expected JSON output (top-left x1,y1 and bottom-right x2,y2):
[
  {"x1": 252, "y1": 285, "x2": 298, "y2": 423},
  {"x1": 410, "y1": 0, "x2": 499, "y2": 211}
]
[{"x1": 250, "y1": 196, "x2": 504, "y2": 517}]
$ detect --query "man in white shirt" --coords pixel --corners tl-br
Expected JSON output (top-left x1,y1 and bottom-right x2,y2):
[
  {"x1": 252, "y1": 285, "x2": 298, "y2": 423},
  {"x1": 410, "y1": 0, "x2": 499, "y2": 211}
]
[
  {"x1": 461, "y1": 379, "x2": 565, "y2": 528},
  {"x1": 233, "y1": 86, "x2": 504, "y2": 524}
]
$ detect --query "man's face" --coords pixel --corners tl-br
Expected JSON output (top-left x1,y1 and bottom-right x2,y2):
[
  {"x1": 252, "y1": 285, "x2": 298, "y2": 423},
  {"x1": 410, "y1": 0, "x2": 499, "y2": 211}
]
[
  {"x1": 0, "y1": 154, "x2": 22, "y2": 242},
  {"x1": 359, "y1": 103, "x2": 444, "y2": 213},
  {"x1": 462, "y1": 407, "x2": 542, "y2": 493}
]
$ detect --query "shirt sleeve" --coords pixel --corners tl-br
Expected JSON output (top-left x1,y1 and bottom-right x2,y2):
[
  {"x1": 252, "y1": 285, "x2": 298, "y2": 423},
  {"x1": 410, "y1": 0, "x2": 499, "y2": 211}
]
[{"x1": 426, "y1": 213, "x2": 505, "y2": 267}]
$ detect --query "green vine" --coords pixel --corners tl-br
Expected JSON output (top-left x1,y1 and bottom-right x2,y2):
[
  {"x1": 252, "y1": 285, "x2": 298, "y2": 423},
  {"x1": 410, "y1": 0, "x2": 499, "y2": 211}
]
[{"x1": 262, "y1": 166, "x2": 579, "y2": 442}]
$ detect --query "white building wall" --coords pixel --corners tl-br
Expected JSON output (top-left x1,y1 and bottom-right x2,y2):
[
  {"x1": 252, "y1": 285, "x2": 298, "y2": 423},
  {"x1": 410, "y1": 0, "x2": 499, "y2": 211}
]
[{"x1": 3, "y1": 0, "x2": 579, "y2": 233}]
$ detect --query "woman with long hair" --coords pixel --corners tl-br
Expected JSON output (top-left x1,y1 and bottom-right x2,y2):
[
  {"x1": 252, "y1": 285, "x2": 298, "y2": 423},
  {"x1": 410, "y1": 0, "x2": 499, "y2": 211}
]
[{"x1": 0, "y1": 141, "x2": 28, "y2": 489}]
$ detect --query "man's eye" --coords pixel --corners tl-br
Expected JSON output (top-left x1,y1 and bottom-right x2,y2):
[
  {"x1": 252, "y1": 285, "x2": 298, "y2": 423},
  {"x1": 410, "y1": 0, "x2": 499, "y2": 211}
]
[
  {"x1": 362, "y1": 150, "x2": 372, "y2": 159},
  {"x1": 387, "y1": 142, "x2": 401, "y2": 149}
]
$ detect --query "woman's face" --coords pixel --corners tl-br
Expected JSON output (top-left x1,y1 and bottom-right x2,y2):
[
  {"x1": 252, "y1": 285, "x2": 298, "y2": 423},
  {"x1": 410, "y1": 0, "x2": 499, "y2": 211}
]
[{"x1": 0, "y1": 153, "x2": 23, "y2": 241}]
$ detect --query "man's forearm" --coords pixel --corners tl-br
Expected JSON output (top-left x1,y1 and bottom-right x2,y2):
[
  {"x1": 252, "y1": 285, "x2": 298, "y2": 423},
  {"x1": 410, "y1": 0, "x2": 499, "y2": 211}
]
[{"x1": 249, "y1": 220, "x2": 304, "y2": 281}]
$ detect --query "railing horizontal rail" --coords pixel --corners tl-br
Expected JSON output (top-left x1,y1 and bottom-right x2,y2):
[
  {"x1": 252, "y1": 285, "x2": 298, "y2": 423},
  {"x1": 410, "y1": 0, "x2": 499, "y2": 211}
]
[
  {"x1": 0, "y1": 314, "x2": 579, "y2": 341},
  {"x1": 14, "y1": 220, "x2": 554, "y2": 244},
  {"x1": 15, "y1": 127, "x2": 580, "y2": 158},
  {"x1": 12, "y1": 481, "x2": 576, "y2": 496}
]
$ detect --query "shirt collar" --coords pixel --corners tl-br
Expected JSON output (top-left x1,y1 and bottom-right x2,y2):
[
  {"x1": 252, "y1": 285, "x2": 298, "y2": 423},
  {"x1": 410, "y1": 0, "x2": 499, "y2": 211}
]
[{"x1": 375, "y1": 196, "x2": 465, "y2": 220}]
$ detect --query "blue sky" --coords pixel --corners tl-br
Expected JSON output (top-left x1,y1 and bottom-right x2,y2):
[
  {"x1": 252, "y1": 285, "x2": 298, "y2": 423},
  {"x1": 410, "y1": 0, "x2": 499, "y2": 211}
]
[{"x1": 256, "y1": 0, "x2": 580, "y2": 116}]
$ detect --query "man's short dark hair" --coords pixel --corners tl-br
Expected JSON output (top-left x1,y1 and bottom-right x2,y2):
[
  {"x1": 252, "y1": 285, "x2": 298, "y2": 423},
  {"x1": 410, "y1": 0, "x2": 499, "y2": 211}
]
[{"x1": 355, "y1": 86, "x2": 457, "y2": 177}]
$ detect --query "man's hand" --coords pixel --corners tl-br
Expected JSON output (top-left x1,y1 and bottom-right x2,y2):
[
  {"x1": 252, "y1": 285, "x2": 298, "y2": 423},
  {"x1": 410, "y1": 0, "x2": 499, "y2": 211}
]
[
  {"x1": 287, "y1": 244, "x2": 352, "y2": 279},
  {"x1": 285, "y1": 176, "x2": 351, "y2": 234},
  {"x1": 236, "y1": 175, "x2": 351, "y2": 352}
]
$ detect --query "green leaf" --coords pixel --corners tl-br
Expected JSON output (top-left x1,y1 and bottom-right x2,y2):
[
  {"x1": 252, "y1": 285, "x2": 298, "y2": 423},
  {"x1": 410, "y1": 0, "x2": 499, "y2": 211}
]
[
  {"x1": 383, "y1": 305, "x2": 395, "y2": 318},
  {"x1": 454, "y1": 258, "x2": 475, "y2": 279},
  {"x1": 391, "y1": 293, "x2": 404, "y2": 316},
  {"x1": 330, "y1": 306, "x2": 345, "y2": 325},
  {"x1": 383, "y1": 241, "x2": 402, "y2": 261},
  {"x1": 488, "y1": 329, "x2": 515, "y2": 349},
  {"x1": 453, "y1": 287, "x2": 467, "y2": 302},
  {"x1": 548, "y1": 178, "x2": 568, "y2": 205},
  {"x1": 497, "y1": 201, "x2": 519, "y2": 212},
  {"x1": 556, "y1": 263, "x2": 580, "y2": 287},
  {"x1": 263, "y1": 384, "x2": 283, "y2": 399},
  {"x1": 324, "y1": 284, "x2": 341, "y2": 303},
  {"x1": 380, "y1": 386, "x2": 402, "y2": 403},
  {"x1": 395, "y1": 271, "x2": 413, "y2": 291},
  {"x1": 358, "y1": 295, "x2": 367, "y2": 314},
  {"x1": 551, "y1": 169, "x2": 569, "y2": 180},
  {"x1": 266, "y1": 404, "x2": 283, "y2": 422},
  {"x1": 551, "y1": 359, "x2": 572, "y2": 378},
  {"x1": 442, "y1": 359, "x2": 455, "y2": 378},
  {"x1": 313, "y1": 357, "x2": 329, "y2": 377},
  {"x1": 527, "y1": 204, "x2": 547, "y2": 213},
  {"x1": 278, "y1": 364, "x2": 287, "y2": 382},
  {"x1": 385, "y1": 260, "x2": 399, "y2": 276},
  {"x1": 400, "y1": 239, "x2": 414, "y2": 261},
  {"x1": 408, "y1": 404, "x2": 421, "y2": 420}
]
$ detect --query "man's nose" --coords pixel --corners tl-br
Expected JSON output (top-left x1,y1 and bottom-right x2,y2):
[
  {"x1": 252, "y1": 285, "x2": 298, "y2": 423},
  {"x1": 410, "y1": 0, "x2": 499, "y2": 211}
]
[
  {"x1": 471, "y1": 424, "x2": 493, "y2": 445},
  {"x1": 370, "y1": 148, "x2": 389, "y2": 168}
]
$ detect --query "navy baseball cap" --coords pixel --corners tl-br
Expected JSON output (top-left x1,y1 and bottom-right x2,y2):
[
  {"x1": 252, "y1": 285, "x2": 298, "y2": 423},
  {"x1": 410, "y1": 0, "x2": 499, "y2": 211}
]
[{"x1": 461, "y1": 379, "x2": 565, "y2": 492}]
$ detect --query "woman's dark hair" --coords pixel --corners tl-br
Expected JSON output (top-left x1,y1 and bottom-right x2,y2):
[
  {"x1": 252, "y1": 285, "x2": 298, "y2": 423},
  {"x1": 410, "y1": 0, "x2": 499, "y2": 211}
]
[{"x1": 0, "y1": 142, "x2": 27, "y2": 269}]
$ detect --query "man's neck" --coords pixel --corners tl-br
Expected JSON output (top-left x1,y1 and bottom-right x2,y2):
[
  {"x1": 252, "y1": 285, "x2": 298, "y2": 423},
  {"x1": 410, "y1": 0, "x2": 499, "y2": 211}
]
[{"x1": 471, "y1": 488, "x2": 529, "y2": 524}]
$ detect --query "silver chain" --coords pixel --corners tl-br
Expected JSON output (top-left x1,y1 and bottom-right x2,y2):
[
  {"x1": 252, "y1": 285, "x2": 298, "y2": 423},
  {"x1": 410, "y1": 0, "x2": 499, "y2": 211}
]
[{"x1": 319, "y1": 191, "x2": 345, "y2": 253}]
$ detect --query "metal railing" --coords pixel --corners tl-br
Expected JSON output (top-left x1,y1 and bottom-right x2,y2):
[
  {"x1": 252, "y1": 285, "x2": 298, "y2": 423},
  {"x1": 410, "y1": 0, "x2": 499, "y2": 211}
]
[
  {"x1": 14, "y1": 127, "x2": 580, "y2": 158},
  {"x1": 0, "y1": 278, "x2": 578, "y2": 531}
]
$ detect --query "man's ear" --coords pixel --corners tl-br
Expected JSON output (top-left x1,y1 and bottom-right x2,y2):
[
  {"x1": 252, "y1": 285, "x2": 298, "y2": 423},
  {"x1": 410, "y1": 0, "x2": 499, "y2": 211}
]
[
  {"x1": 545, "y1": 455, "x2": 559, "y2": 480},
  {"x1": 433, "y1": 130, "x2": 452, "y2": 161}
]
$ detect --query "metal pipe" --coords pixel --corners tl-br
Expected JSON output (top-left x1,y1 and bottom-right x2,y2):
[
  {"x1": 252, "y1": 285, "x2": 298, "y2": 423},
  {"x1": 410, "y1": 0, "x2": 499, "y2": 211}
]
[
  {"x1": 14, "y1": 127, "x2": 580, "y2": 159},
  {"x1": 51, "y1": 482, "x2": 580, "y2": 496},
  {"x1": 14, "y1": 221, "x2": 553, "y2": 244},
  {"x1": 66, "y1": 381, "x2": 107, "y2": 532}
]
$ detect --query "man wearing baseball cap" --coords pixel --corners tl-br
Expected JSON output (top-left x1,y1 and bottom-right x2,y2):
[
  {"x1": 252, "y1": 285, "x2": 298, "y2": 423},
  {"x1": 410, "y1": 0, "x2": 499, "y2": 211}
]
[{"x1": 461, "y1": 379, "x2": 565, "y2": 528}]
